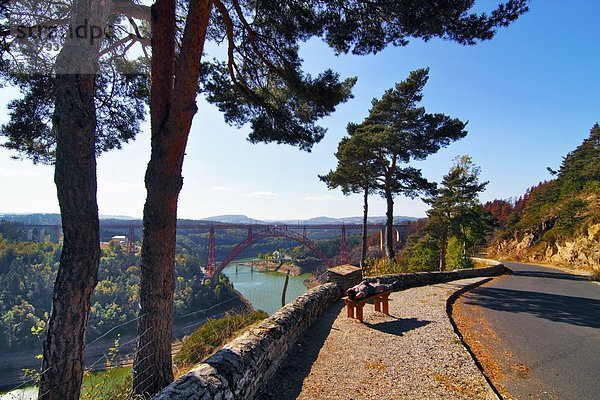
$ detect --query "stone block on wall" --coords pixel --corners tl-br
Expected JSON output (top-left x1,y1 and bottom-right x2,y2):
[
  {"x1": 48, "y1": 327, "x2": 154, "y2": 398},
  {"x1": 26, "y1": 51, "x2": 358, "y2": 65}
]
[{"x1": 325, "y1": 265, "x2": 363, "y2": 293}]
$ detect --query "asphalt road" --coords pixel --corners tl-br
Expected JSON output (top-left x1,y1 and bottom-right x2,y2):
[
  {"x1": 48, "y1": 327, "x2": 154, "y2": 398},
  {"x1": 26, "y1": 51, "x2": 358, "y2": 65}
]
[{"x1": 458, "y1": 261, "x2": 600, "y2": 400}]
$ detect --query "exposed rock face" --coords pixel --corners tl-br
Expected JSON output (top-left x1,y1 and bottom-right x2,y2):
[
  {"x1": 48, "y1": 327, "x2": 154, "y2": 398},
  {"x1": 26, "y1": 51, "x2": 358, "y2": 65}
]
[{"x1": 491, "y1": 223, "x2": 600, "y2": 271}]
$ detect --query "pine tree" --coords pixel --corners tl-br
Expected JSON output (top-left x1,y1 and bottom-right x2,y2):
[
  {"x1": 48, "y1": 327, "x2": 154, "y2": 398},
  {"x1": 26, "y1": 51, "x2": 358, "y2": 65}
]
[
  {"x1": 320, "y1": 130, "x2": 382, "y2": 267},
  {"x1": 556, "y1": 123, "x2": 600, "y2": 194},
  {"x1": 1, "y1": 2, "x2": 149, "y2": 398},
  {"x1": 350, "y1": 69, "x2": 467, "y2": 259},
  {"x1": 426, "y1": 156, "x2": 490, "y2": 270}
]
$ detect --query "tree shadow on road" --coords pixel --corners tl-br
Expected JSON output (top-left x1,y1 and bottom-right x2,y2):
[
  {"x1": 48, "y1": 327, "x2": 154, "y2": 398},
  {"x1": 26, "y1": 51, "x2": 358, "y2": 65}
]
[
  {"x1": 462, "y1": 287, "x2": 600, "y2": 328},
  {"x1": 257, "y1": 300, "x2": 344, "y2": 400},
  {"x1": 365, "y1": 317, "x2": 430, "y2": 335}
]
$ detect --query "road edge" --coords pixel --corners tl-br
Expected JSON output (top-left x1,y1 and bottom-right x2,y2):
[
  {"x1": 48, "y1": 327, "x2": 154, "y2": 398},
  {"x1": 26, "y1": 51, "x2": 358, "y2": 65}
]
[{"x1": 446, "y1": 276, "x2": 506, "y2": 400}]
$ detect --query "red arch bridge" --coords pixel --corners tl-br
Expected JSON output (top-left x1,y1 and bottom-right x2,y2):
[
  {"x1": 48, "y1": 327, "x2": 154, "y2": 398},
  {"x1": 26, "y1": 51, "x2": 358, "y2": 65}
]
[
  {"x1": 175, "y1": 223, "x2": 409, "y2": 277},
  {"x1": 19, "y1": 222, "x2": 410, "y2": 276}
]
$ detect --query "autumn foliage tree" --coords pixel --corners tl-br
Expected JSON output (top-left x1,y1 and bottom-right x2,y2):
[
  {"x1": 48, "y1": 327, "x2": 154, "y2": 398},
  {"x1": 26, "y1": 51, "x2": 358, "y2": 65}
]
[{"x1": 483, "y1": 199, "x2": 514, "y2": 227}]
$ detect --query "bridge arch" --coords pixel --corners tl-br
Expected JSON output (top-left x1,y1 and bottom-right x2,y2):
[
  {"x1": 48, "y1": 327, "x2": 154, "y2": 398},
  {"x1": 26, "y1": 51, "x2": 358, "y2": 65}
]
[{"x1": 208, "y1": 227, "x2": 333, "y2": 277}]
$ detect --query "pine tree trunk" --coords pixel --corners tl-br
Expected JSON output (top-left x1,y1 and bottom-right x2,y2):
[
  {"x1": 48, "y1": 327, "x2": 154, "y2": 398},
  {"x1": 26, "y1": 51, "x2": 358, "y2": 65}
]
[
  {"x1": 385, "y1": 189, "x2": 395, "y2": 259},
  {"x1": 133, "y1": 0, "x2": 212, "y2": 396},
  {"x1": 360, "y1": 187, "x2": 369, "y2": 268},
  {"x1": 39, "y1": 72, "x2": 100, "y2": 400},
  {"x1": 38, "y1": 1, "x2": 109, "y2": 396},
  {"x1": 133, "y1": 154, "x2": 180, "y2": 396},
  {"x1": 439, "y1": 236, "x2": 447, "y2": 271}
]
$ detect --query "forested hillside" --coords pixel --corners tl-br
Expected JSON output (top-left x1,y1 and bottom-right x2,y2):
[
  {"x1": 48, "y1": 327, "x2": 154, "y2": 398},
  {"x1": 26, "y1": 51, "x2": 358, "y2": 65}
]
[
  {"x1": 485, "y1": 124, "x2": 599, "y2": 270},
  {"x1": 0, "y1": 222, "x2": 244, "y2": 350}
]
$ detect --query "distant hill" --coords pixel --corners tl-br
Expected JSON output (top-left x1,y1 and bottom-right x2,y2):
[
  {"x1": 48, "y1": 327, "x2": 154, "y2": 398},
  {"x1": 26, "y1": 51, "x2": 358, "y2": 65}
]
[
  {"x1": 198, "y1": 215, "x2": 262, "y2": 224},
  {"x1": 0, "y1": 213, "x2": 63, "y2": 225},
  {"x1": 1, "y1": 213, "x2": 419, "y2": 226},
  {"x1": 0, "y1": 213, "x2": 138, "y2": 225},
  {"x1": 284, "y1": 215, "x2": 418, "y2": 225}
]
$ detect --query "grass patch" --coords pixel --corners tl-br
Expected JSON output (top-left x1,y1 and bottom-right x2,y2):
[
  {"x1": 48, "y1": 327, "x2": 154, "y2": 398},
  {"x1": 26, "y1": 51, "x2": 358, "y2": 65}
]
[
  {"x1": 0, "y1": 367, "x2": 134, "y2": 400},
  {"x1": 173, "y1": 310, "x2": 268, "y2": 376},
  {"x1": 591, "y1": 269, "x2": 600, "y2": 282},
  {"x1": 80, "y1": 366, "x2": 133, "y2": 400}
]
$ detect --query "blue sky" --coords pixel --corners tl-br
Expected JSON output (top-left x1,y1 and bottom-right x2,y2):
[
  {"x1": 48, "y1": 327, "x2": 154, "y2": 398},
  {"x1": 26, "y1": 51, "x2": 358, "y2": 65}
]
[{"x1": 1, "y1": 1, "x2": 599, "y2": 220}]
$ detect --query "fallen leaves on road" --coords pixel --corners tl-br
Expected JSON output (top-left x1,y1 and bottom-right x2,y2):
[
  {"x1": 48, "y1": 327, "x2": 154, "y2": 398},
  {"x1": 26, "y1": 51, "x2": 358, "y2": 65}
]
[{"x1": 452, "y1": 278, "x2": 531, "y2": 400}]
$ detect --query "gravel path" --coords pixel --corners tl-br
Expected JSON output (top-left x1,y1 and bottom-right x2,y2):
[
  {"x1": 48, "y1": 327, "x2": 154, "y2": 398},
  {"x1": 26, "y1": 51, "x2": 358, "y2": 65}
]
[{"x1": 258, "y1": 278, "x2": 496, "y2": 400}]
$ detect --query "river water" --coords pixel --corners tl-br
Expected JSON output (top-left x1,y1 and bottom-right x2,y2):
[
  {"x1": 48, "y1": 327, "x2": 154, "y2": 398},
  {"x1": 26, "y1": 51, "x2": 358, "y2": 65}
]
[{"x1": 221, "y1": 260, "x2": 308, "y2": 314}]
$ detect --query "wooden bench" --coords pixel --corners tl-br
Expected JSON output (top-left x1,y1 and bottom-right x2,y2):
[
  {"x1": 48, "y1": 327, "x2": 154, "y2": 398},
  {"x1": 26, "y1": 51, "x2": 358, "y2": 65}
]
[{"x1": 343, "y1": 290, "x2": 392, "y2": 323}]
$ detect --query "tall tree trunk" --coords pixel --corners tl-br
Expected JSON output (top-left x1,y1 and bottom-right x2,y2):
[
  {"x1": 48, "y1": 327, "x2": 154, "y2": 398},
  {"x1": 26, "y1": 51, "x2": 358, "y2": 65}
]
[
  {"x1": 38, "y1": 1, "x2": 109, "y2": 398},
  {"x1": 385, "y1": 189, "x2": 395, "y2": 259},
  {"x1": 39, "y1": 73, "x2": 99, "y2": 400},
  {"x1": 439, "y1": 235, "x2": 447, "y2": 272},
  {"x1": 133, "y1": 154, "x2": 180, "y2": 396},
  {"x1": 360, "y1": 186, "x2": 369, "y2": 268},
  {"x1": 133, "y1": 0, "x2": 212, "y2": 396},
  {"x1": 461, "y1": 225, "x2": 468, "y2": 263},
  {"x1": 132, "y1": 1, "x2": 176, "y2": 396}
]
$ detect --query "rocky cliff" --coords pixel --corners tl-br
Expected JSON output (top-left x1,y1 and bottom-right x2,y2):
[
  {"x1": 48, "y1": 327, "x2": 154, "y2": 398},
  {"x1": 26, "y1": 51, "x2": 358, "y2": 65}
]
[{"x1": 490, "y1": 223, "x2": 599, "y2": 271}]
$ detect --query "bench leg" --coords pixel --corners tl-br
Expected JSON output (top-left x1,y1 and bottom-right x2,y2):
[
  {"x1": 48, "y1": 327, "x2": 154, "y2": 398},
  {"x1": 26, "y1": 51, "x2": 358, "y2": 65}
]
[
  {"x1": 382, "y1": 294, "x2": 390, "y2": 315},
  {"x1": 356, "y1": 303, "x2": 364, "y2": 322},
  {"x1": 346, "y1": 304, "x2": 354, "y2": 319},
  {"x1": 374, "y1": 296, "x2": 381, "y2": 312}
]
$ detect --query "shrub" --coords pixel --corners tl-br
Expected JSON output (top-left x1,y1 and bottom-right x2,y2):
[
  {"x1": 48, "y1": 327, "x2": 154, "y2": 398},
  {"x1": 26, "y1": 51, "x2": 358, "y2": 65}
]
[
  {"x1": 174, "y1": 310, "x2": 268, "y2": 369},
  {"x1": 401, "y1": 234, "x2": 440, "y2": 272},
  {"x1": 363, "y1": 258, "x2": 403, "y2": 276},
  {"x1": 446, "y1": 237, "x2": 473, "y2": 270}
]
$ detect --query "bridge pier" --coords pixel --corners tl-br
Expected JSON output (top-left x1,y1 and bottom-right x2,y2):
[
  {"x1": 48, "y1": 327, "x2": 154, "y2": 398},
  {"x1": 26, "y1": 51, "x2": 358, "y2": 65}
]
[
  {"x1": 24, "y1": 226, "x2": 61, "y2": 243},
  {"x1": 339, "y1": 225, "x2": 348, "y2": 265}
]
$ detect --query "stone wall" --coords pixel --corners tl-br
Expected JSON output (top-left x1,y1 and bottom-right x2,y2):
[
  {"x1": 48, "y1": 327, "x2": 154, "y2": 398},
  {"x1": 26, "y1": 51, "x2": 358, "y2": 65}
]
[
  {"x1": 374, "y1": 264, "x2": 509, "y2": 290},
  {"x1": 154, "y1": 283, "x2": 340, "y2": 400},
  {"x1": 154, "y1": 264, "x2": 508, "y2": 400},
  {"x1": 325, "y1": 264, "x2": 363, "y2": 292}
]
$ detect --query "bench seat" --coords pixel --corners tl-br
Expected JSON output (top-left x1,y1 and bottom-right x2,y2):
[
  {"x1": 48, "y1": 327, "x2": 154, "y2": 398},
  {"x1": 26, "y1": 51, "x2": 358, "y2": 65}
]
[{"x1": 343, "y1": 290, "x2": 392, "y2": 323}]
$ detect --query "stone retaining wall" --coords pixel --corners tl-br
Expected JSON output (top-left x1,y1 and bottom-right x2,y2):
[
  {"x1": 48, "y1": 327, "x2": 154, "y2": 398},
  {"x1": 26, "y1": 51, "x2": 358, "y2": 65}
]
[
  {"x1": 374, "y1": 264, "x2": 509, "y2": 290},
  {"x1": 155, "y1": 264, "x2": 507, "y2": 399},
  {"x1": 154, "y1": 283, "x2": 340, "y2": 400}
]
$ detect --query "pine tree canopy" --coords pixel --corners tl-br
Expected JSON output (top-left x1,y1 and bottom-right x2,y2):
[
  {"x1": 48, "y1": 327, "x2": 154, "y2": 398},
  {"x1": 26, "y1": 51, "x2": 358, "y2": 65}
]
[
  {"x1": 555, "y1": 123, "x2": 600, "y2": 193},
  {"x1": 200, "y1": 0, "x2": 527, "y2": 151},
  {"x1": 0, "y1": 0, "x2": 151, "y2": 164},
  {"x1": 1, "y1": 0, "x2": 528, "y2": 159},
  {"x1": 319, "y1": 130, "x2": 383, "y2": 195},
  {"x1": 345, "y1": 69, "x2": 468, "y2": 199}
]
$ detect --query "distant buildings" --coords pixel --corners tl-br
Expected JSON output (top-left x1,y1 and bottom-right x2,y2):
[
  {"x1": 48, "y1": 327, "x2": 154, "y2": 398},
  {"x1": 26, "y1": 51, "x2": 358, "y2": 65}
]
[{"x1": 111, "y1": 235, "x2": 128, "y2": 244}]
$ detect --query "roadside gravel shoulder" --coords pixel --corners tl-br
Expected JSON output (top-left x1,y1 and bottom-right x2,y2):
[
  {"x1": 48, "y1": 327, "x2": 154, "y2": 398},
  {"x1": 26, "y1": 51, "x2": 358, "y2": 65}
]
[{"x1": 258, "y1": 278, "x2": 496, "y2": 400}]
